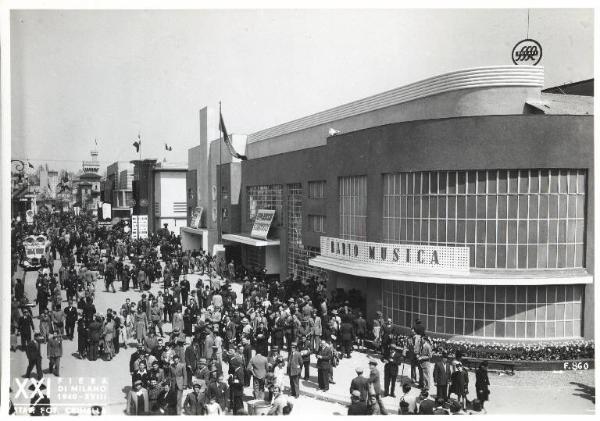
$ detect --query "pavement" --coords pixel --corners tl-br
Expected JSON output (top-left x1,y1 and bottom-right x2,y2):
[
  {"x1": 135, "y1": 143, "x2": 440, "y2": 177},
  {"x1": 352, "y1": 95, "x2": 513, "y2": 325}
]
[{"x1": 9, "y1": 258, "x2": 596, "y2": 415}]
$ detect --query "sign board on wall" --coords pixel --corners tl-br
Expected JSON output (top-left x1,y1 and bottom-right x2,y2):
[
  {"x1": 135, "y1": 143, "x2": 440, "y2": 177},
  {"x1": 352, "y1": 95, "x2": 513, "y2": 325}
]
[
  {"x1": 190, "y1": 207, "x2": 203, "y2": 229},
  {"x1": 320, "y1": 236, "x2": 470, "y2": 274},
  {"x1": 250, "y1": 209, "x2": 275, "y2": 240},
  {"x1": 131, "y1": 215, "x2": 149, "y2": 239}
]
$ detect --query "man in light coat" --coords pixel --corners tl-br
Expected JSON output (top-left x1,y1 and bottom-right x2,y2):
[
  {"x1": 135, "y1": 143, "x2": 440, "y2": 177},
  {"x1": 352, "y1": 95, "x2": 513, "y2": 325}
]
[
  {"x1": 169, "y1": 354, "x2": 187, "y2": 414},
  {"x1": 287, "y1": 342, "x2": 303, "y2": 398}
]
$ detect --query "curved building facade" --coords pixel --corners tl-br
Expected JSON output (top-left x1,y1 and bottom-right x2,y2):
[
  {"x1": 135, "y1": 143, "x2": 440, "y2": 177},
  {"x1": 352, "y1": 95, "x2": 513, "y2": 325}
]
[{"x1": 228, "y1": 66, "x2": 593, "y2": 342}]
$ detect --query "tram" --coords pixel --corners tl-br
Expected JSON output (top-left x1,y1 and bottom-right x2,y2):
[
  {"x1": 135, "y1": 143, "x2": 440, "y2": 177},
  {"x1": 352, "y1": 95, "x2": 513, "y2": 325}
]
[{"x1": 22, "y1": 234, "x2": 52, "y2": 270}]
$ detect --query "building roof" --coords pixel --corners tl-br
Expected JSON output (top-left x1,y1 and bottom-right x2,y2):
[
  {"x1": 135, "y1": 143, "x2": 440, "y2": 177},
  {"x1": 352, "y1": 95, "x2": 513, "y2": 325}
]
[
  {"x1": 246, "y1": 65, "x2": 545, "y2": 145},
  {"x1": 542, "y1": 79, "x2": 594, "y2": 96},
  {"x1": 79, "y1": 172, "x2": 102, "y2": 180},
  {"x1": 526, "y1": 93, "x2": 593, "y2": 115}
]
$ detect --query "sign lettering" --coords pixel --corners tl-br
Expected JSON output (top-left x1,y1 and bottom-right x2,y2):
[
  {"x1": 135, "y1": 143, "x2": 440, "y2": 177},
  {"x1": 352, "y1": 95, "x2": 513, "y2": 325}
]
[
  {"x1": 320, "y1": 236, "x2": 469, "y2": 274},
  {"x1": 250, "y1": 209, "x2": 275, "y2": 240}
]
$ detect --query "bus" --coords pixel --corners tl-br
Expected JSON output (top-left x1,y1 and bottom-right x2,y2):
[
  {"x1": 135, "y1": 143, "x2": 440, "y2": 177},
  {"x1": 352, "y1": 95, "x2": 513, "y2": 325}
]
[{"x1": 22, "y1": 234, "x2": 52, "y2": 270}]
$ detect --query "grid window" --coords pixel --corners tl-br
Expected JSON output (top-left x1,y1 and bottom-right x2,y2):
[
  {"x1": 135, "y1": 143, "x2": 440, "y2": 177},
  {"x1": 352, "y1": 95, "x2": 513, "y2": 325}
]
[
  {"x1": 308, "y1": 214, "x2": 326, "y2": 233},
  {"x1": 247, "y1": 184, "x2": 283, "y2": 224},
  {"x1": 308, "y1": 180, "x2": 326, "y2": 199},
  {"x1": 339, "y1": 175, "x2": 367, "y2": 241},
  {"x1": 381, "y1": 281, "x2": 584, "y2": 339},
  {"x1": 382, "y1": 170, "x2": 586, "y2": 269},
  {"x1": 287, "y1": 184, "x2": 326, "y2": 280}
]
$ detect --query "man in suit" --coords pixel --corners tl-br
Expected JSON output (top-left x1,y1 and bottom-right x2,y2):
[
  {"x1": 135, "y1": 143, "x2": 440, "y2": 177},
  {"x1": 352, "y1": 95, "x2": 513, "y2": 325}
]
[
  {"x1": 433, "y1": 351, "x2": 452, "y2": 402},
  {"x1": 46, "y1": 333, "x2": 63, "y2": 376},
  {"x1": 349, "y1": 367, "x2": 369, "y2": 402},
  {"x1": 169, "y1": 354, "x2": 187, "y2": 414},
  {"x1": 126, "y1": 380, "x2": 150, "y2": 415},
  {"x1": 339, "y1": 318, "x2": 355, "y2": 358},
  {"x1": 64, "y1": 300, "x2": 78, "y2": 340},
  {"x1": 183, "y1": 382, "x2": 206, "y2": 415},
  {"x1": 287, "y1": 342, "x2": 303, "y2": 398},
  {"x1": 185, "y1": 338, "x2": 202, "y2": 389},
  {"x1": 384, "y1": 345, "x2": 401, "y2": 397},
  {"x1": 248, "y1": 349, "x2": 269, "y2": 400},
  {"x1": 228, "y1": 365, "x2": 245, "y2": 414},
  {"x1": 316, "y1": 339, "x2": 332, "y2": 391},
  {"x1": 25, "y1": 334, "x2": 43, "y2": 380}
]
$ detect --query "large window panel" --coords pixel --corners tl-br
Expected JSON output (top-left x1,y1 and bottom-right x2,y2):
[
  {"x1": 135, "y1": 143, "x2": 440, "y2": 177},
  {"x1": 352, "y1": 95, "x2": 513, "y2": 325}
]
[{"x1": 382, "y1": 169, "x2": 587, "y2": 269}]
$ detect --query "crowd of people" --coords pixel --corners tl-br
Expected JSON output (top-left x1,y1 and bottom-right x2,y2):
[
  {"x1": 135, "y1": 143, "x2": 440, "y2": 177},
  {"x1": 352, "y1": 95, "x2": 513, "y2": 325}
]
[{"x1": 9, "y1": 209, "x2": 594, "y2": 416}]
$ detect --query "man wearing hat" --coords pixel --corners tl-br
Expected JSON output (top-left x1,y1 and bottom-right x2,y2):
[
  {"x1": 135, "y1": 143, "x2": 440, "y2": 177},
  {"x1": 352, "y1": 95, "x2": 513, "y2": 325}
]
[
  {"x1": 383, "y1": 345, "x2": 402, "y2": 397},
  {"x1": 24, "y1": 333, "x2": 43, "y2": 380},
  {"x1": 130, "y1": 344, "x2": 146, "y2": 375},
  {"x1": 368, "y1": 359, "x2": 388, "y2": 414},
  {"x1": 348, "y1": 390, "x2": 368, "y2": 415},
  {"x1": 248, "y1": 348, "x2": 269, "y2": 400},
  {"x1": 185, "y1": 338, "x2": 202, "y2": 388},
  {"x1": 169, "y1": 354, "x2": 187, "y2": 414},
  {"x1": 183, "y1": 382, "x2": 206, "y2": 415},
  {"x1": 126, "y1": 379, "x2": 149, "y2": 415},
  {"x1": 433, "y1": 350, "x2": 452, "y2": 401},
  {"x1": 350, "y1": 366, "x2": 369, "y2": 402}
]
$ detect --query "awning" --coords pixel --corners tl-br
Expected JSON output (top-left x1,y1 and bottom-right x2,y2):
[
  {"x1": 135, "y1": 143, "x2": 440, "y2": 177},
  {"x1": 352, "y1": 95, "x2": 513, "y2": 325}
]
[
  {"x1": 180, "y1": 227, "x2": 208, "y2": 236},
  {"x1": 222, "y1": 233, "x2": 280, "y2": 247},
  {"x1": 309, "y1": 256, "x2": 593, "y2": 286}
]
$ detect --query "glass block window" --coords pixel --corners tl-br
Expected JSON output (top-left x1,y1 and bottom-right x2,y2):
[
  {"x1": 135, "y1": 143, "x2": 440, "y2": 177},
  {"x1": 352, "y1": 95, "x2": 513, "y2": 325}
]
[
  {"x1": 308, "y1": 215, "x2": 326, "y2": 233},
  {"x1": 381, "y1": 280, "x2": 584, "y2": 339},
  {"x1": 247, "y1": 184, "x2": 283, "y2": 224},
  {"x1": 308, "y1": 180, "x2": 326, "y2": 199},
  {"x1": 382, "y1": 170, "x2": 586, "y2": 269},
  {"x1": 287, "y1": 184, "x2": 326, "y2": 280},
  {"x1": 339, "y1": 175, "x2": 367, "y2": 241}
]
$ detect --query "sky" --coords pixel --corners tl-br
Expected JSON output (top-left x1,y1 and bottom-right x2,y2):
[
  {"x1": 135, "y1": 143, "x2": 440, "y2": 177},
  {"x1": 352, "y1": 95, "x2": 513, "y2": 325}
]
[{"x1": 10, "y1": 8, "x2": 594, "y2": 172}]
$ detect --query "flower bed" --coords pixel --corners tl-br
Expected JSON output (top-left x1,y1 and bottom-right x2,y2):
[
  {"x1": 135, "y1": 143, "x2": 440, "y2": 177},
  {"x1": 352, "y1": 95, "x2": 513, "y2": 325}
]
[{"x1": 393, "y1": 335, "x2": 594, "y2": 361}]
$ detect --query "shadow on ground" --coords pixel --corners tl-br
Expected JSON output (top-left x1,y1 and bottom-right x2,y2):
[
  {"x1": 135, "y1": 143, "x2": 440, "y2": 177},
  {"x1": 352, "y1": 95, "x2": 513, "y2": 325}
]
[{"x1": 570, "y1": 382, "x2": 595, "y2": 404}]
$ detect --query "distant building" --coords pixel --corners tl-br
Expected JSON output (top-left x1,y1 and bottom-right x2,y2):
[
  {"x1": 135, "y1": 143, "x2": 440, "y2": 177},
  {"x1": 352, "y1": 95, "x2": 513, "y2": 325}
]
[
  {"x1": 181, "y1": 106, "x2": 247, "y2": 254},
  {"x1": 131, "y1": 160, "x2": 187, "y2": 234},
  {"x1": 105, "y1": 161, "x2": 134, "y2": 218},
  {"x1": 76, "y1": 150, "x2": 102, "y2": 214}
]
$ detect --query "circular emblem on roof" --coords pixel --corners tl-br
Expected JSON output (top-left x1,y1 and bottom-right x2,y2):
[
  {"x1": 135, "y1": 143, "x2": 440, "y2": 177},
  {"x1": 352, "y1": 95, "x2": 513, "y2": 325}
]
[{"x1": 512, "y1": 39, "x2": 542, "y2": 66}]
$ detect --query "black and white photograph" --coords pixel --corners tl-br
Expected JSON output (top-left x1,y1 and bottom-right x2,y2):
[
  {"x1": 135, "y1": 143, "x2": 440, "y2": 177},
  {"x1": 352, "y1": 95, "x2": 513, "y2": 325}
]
[{"x1": 2, "y1": 3, "x2": 597, "y2": 417}]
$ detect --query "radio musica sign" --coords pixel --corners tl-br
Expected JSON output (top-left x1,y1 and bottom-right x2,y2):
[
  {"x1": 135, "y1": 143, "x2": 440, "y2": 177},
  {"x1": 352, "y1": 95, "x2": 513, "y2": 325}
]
[{"x1": 320, "y1": 236, "x2": 470, "y2": 273}]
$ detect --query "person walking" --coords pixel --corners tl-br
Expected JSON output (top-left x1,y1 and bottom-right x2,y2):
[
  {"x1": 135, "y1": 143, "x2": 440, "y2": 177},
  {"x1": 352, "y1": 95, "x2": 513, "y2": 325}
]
[
  {"x1": 367, "y1": 359, "x2": 388, "y2": 415},
  {"x1": 64, "y1": 300, "x2": 78, "y2": 340},
  {"x1": 46, "y1": 333, "x2": 63, "y2": 376},
  {"x1": 349, "y1": 367, "x2": 369, "y2": 402},
  {"x1": 169, "y1": 354, "x2": 187, "y2": 415},
  {"x1": 25, "y1": 333, "x2": 43, "y2": 380},
  {"x1": 475, "y1": 361, "x2": 490, "y2": 410},
  {"x1": 248, "y1": 349, "x2": 269, "y2": 400}
]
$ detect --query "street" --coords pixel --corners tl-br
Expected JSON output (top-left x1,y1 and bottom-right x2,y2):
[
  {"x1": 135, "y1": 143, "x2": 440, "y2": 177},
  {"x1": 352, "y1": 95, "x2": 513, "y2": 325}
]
[{"x1": 9, "y1": 258, "x2": 595, "y2": 415}]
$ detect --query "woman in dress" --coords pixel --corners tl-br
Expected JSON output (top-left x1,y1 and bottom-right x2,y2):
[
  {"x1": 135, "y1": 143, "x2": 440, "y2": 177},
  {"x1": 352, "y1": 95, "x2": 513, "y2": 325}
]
[
  {"x1": 135, "y1": 307, "x2": 148, "y2": 344},
  {"x1": 103, "y1": 315, "x2": 115, "y2": 360},
  {"x1": 125, "y1": 303, "x2": 136, "y2": 344}
]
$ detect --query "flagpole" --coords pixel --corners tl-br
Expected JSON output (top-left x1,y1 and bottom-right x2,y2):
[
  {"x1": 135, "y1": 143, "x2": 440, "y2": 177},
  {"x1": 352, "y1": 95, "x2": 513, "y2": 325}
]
[{"x1": 218, "y1": 101, "x2": 222, "y2": 243}]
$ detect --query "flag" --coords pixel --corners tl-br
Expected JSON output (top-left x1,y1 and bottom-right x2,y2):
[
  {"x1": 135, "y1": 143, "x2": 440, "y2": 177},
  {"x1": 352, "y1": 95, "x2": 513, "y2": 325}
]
[
  {"x1": 219, "y1": 110, "x2": 247, "y2": 161},
  {"x1": 165, "y1": 143, "x2": 172, "y2": 151},
  {"x1": 133, "y1": 134, "x2": 141, "y2": 153}
]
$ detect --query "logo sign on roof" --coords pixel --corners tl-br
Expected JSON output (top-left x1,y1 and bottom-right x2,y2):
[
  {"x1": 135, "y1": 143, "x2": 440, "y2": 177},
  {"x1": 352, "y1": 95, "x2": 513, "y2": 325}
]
[
  {"x1": 512, "y1": 39, "x2": 542, "y2": 66},
  {"x1": 251, "y1": 209, "x2": 275, "y2": 240}
]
